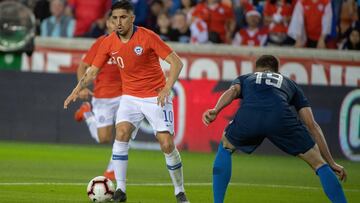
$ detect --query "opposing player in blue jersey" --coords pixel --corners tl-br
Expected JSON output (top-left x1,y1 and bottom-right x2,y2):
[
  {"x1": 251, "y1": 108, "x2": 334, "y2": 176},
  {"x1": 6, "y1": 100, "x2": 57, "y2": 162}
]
[{"x1": 202, "y1": 55, "x2": 347, "y2": 203}]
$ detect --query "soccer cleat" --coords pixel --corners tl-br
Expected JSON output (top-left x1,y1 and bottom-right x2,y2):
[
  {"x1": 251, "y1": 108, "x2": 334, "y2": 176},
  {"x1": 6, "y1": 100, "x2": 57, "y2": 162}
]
[
  {"x1": 113, "y1": 189, "x2": 127, "y2": 202},
  {"x1": 103, "y1": 170, "x2": 115, "y2": 181},
  {"x1": 74, "y1": 102, "x2": 91, "y2": 122},
  {"x1": 176, "y1": 192, "x2": 190, "y2": 203}
]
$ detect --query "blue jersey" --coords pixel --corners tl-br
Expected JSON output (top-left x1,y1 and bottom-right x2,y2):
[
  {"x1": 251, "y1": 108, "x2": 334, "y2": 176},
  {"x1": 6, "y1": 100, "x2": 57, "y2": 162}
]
[
  {"x1": 232, "y1": 72, "x2": 309, "y2": 111},
  {"x1": 226, "y1": 71, "x2": 315, "y2": 156}
]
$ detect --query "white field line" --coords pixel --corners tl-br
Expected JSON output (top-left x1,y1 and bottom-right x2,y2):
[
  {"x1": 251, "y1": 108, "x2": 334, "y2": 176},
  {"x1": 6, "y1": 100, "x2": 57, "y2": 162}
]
[{"x1": 0, "y1": 182, "x2": 358, "y2": 192}]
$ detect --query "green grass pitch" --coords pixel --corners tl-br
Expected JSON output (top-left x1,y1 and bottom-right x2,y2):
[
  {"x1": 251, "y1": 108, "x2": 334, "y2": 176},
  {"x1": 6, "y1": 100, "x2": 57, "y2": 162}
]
[{"x1": 0, "y1": 141, "x2": 359, "y2": 203}]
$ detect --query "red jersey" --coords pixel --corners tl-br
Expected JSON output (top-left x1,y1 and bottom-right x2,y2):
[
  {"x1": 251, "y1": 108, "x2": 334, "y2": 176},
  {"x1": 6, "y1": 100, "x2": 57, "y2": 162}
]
[
  {"x1": 263, "y1": 0, "x2": 293, "y2": 33},
  {"x1": 302, "y1": 0, "x2": 330, "y2": 40},
  {"x1": 68, "y1": 0, "x2": 111, "y2": 36},
  {"x1": 233, "y1": 28, "x2": 268, "y2": 46},
  {"x1": 192, "y1": 2, "x2": 234, "y2": 43},
  {"x1": 83, "y1": 35, "x2": 122, "y2": 98},
  {"x1": 92, "y1": 27, "x2": 172, "y2": 98}
]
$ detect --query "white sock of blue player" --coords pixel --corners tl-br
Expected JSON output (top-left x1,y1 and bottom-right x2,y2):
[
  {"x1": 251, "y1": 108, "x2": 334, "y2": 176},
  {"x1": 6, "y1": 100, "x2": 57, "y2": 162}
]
[
  {"x1": 84, "y1": 112, "x2": 99, "y2": 143},
  {"x1": 112, "y1": 140, "x2": 129, "y2": 192},
  {"x1": 106, "y1": 156, "x2": 114, "y2": 172},
  {"x1": 164, "y1": 148, "x2": 185, "y2": 195}
]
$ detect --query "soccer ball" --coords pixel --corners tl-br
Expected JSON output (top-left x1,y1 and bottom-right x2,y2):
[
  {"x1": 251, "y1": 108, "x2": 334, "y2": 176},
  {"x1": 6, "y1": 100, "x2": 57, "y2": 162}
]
[{"x1": 87, "y1": 176, "x2": 115, "y2": 202}]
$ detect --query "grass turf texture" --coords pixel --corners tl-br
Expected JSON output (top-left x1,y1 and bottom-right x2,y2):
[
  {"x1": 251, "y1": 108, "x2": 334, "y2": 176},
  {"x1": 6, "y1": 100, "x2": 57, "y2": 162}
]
[{"x1": 0, "y1": 141, "x2": 359, "y2": 203}]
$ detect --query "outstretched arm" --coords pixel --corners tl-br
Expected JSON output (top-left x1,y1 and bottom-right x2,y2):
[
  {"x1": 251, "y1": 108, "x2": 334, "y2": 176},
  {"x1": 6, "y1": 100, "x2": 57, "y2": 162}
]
[
  {"x1": 64, "y1": 65, "x2": 99, "y2": 109},
  {"x1": 76, "y1": 61, "x2": 94, "y2": 100},
  {"x1": 299, "y1": 107, "x2": 347, "y2": 181},
  {"x1": 202, "y1": 84, "x2": 241, "y2": 125}
]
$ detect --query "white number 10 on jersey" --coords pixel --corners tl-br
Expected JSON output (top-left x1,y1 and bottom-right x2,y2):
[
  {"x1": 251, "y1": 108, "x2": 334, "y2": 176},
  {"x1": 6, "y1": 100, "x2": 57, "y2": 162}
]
[
  {"x1": 255, "y1": 72, "x2": 283, "y2": 88},
  {"x1": 111, "y1": 56, "x2": 125, "y2": 69}
]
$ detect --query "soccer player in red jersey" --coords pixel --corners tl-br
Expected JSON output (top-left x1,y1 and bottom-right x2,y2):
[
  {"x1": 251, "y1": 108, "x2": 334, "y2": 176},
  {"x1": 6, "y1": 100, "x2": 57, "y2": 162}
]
[
  {"x1": 192, "y1": 0, "x2": 235, "y2": 43},
  {"x1": 74, "y1": 13, "x2": 123, "y2": 181},
  {"x1": 64, "y1": 1, "x2": 189, "y2": 202}
]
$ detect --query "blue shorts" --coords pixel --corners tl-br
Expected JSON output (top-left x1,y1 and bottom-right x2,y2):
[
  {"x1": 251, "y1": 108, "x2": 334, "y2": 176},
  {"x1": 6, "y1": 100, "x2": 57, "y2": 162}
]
[{"x1": 224, "y1": 108, "x2": 315, "y2": 156}]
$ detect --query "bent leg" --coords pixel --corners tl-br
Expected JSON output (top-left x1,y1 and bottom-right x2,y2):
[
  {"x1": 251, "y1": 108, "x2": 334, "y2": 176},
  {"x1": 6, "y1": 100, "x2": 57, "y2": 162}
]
[
  {"x1": 97, "y1": 126, "x2": 113, "y2": 144},
  {"x1": 112, "y1": 122, "x2": 134, "y2": 192},
  {"x1": 83, "y1": 111, "x2": 99, "y2": 142},
  {"x1": 157, "y1": 132, "x2": 185, "y2": 196},
  {"x1": 213, "y1": 135, "x2": 235, "y2": 203},
  {"x1": 298, "y1": 145, "x2": 347, "y2": 203},
  {"x1": 97, "y1": 126, "x2": 115, "y2": 177}
]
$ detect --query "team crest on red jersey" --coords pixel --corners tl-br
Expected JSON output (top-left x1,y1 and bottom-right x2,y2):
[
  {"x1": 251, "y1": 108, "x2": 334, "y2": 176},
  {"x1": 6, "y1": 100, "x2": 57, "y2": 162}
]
[{"x1": 134, "y1": 46, "x2": 143, "y2": 55}]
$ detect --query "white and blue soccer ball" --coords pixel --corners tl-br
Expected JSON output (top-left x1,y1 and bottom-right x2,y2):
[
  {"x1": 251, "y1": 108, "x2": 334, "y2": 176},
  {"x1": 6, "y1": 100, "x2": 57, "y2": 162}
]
[{"x1": 87, "y1": 176, "x2": 115, "y2": 202}]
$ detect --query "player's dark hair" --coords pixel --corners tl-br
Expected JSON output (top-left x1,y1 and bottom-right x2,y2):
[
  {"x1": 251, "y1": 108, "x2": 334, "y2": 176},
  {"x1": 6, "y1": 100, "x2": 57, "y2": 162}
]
[
  {"x1": 255, "y1": 55, "x2": 279, "y2": 72},
  {"x1": 111, "y1": 0, "x2": 134, "y2": 13}
]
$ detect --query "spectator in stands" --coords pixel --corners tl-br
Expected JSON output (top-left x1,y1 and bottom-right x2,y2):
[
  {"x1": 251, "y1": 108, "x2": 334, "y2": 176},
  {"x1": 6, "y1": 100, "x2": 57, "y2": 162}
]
[
  {"x1": 341, "y1": 27, "x2": 360, "y2": 50},
  {"x1": 147, "y1": 0, "x2": 166, "y2": 31},
  {"x1": 338, "y1": 0, "x2": 359, "y2": 40},
  {"x1": 233, "y1": 0, "x2": 255, "y2": 30},
  {"x1": 40, "y1": 0, "x2": 75, "y2": 37},
  {"x1": 288, "y1": 0, "x2": 333, "y2": 49},
  {"x1": 66, "y1": 0, "x2": 111, "y2": 37},
  {"x1": 192, "y1": 0, "x2": 236, "y2": 43},
  {"x1": 85, "y1": 11, "x2": 110, "y2": 38},
  {"x1": 171, "y1": 10, "x2": 191, "y2": 43},
  {"x1": 263, "y1": 0, "x2": 295, "y2": 46},
  {"x1": 180, "y1": 0, "x2": 197, "y2": 24},
  {"x1": 166, "y1": 0, "x2": 182, "y2": 16},
  {"x1": 232, "y1": 9, "x2": 268, "y2": 46},
  {"x1": 326, "y1": 0, "x2": 343, "y2": 49},
  {"x1": 154, "y1": 12, "x2": 175, "y2": 41},
  {"x1": 233, "y1": 0, "x2": 255, "y2": 31}
]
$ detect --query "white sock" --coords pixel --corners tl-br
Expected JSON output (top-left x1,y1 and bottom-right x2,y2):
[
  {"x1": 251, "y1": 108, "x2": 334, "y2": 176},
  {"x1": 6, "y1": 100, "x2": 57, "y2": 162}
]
[
  {"x1": 164, "y1": 148, "x2": 185, "y2": 195},
  {"x1": 84, "y1": 112, "x2": 99, "y2": 143},
  {"x1": 106, "y1": 156, "x2": 114, "y2": 172},
  {"x1": 112, "y1": 140, "x2": 129, "y2": 192}
]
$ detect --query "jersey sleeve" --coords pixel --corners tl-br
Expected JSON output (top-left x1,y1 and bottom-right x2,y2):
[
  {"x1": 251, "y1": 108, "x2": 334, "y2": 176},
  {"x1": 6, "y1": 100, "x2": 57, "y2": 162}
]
[
  {"x1": 147, "y1": 29, "x2": 173, "y2": 60},
  {"x1": 231, "y1": 75, "x2": 247, "y2": 99},
  {"x1": 92, "y1": 35, "x2": 112, "y2": 69},
  {"x1": 290, "y1": 83, "x2": 310, "y2": 111},
  {"x1": 82, "y1": 36, "x2": 104, "y2": 65}
]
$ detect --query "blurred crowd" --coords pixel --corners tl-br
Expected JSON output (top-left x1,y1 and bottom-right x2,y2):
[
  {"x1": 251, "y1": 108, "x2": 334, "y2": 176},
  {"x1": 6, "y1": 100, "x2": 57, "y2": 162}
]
[{"x1": 2, "y1": 0, "x2": 359, "y2": 50}]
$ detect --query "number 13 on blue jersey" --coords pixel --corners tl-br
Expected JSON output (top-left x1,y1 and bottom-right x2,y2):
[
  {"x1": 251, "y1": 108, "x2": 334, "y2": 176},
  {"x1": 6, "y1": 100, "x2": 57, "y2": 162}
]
[{"x1": 255, "y1": 72, "x2": 283, "y2": 88}]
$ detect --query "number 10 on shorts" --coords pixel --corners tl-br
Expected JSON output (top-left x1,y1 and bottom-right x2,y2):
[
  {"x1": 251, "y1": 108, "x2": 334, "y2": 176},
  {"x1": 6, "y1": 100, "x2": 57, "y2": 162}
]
[{"x1": 163, "y1": 110, "x2": 173, "y2": 123}]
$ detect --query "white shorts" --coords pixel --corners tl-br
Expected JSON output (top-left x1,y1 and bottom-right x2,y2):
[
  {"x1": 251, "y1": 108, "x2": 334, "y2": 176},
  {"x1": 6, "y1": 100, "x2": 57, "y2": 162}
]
[
  {"x1": 91, "y1": 96, "x2": 121, "y2": 128},
  {"x1": 116, "y1": 95, "x2": 175, "y2": 138}
]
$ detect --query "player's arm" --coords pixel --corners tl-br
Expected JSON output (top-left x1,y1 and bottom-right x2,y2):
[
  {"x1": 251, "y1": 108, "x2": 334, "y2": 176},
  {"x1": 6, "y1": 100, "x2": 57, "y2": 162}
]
[
  {"x1": 64, "y1": 65, "x2": 100, "y2": 109},
  {"x1": 64, "y1": 35, "x2": 111, "y2": 109},
  {"x1": 76, "y1": 61, "x2": 93, "y2": 100},
  {"x1": 298, "y1": 107, "x2": 347, "y2": 181},
  {"x1": 157, "y1": 52, "x2": 183, "y2": 107},
  {"x1": 202, "y1": 84, "x2": 241, "y2": 126}
]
